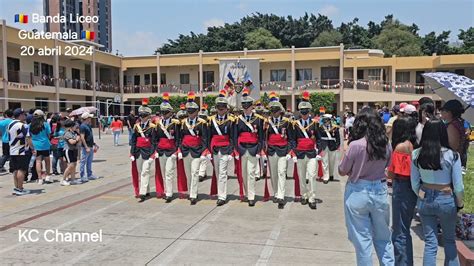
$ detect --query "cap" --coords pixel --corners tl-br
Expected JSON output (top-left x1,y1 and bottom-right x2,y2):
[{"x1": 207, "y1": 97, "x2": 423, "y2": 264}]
[
  {"x1": 400, "y1": 104, "x2": 417, "y2": 114},
  {"x1": 33, "y1": 109, "x2": 45, "y2": 117},
  {"x1": 241, "y1": 88, "x2": 254, "y2": 104},
  {"x1": 13, "y1": 108, "x2": 25, "y2": 117},
  {"x1": 440, "y1": 99, "x2": 465, "y2": 114},
  {"x1": 392, "y1": 105, "x2": 400, "y2": 113},
  {"x1": 298, "y1": 91, "x2": 312, "y2": 110},
  {"x1": 268, "y1": 91, "x2": 284, "y2": 111},
  {"x1": 216, "y1": 89, "x2": 228, "y2": 105},
  {"x1": 185, "y1": 91, "x2": 199, "y2": 109},
  {"x1": 81, "y1": 112, "x2": 94, "y2": 119},
  {"x1": 160, "y1": 92, "x2": 173, "y2": 112}
]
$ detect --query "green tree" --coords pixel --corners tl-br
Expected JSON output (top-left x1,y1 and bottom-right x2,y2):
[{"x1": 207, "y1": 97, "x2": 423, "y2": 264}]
[
  {"x1": 244, "y1": 28, "x2": 283, "y2": 50},
  {"x1": 310, "y1": 30, "x2": 342, "y2": 47},
  {"x1": 203, "y1": 95, "x2": 217, "y2": 109},
  {"x1": 458, "y1": 27, "x2": 474, "y2": 54},
  {"x1": 373, "y1": 24, "x2": 423, "y2": 57},
  {"x1": 422, "y1": 31, "x2": 451, "y2": 55},
  {"x1": 308, "y1": 92, "x2": 336, "y2": 114}
]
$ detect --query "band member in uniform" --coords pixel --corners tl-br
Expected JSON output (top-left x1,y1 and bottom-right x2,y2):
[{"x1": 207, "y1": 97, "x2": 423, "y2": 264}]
[
  {"x1": 265, "y1": 92, "x2": 294, "y2": 209},
  {"x1": 176, "y1": 104, "x2": 187, "y2": 120},
  {"x1": 155, "y1": 93, "x2": 180, "y2": 202},
  {"x1": 198, "y1": 104, "x2": 209, "y2": 182},
  {"x1": 178, "y1": 91, "x2": 209, "y2": 205},
  {"x1": 130, "y1": 99, "x2": 157, "y2": 202},
  {"x1": 292, "y1": 91, "x2": 320, "y2": 209},
  {"x1": 209, "y1": 90, "x2": 235, "y2": 206},
  {"x1": 318, "y1": 114, "x2": 341, "y2": 184},
  {"x1": 234, "y1": 88, "x2": 265, "y2": 207}
]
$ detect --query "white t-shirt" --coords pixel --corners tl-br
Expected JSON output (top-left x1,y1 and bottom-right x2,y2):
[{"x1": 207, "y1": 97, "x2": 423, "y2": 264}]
[
  {"x1": 416, "y1": 122, "x2": 424, "y2": 144},
  {"x1": 345, "y1": 116, "x2": 355, "y2": 128},
  {"x1": 8, "y1": 120, "x2": 28, "y2": 155}
]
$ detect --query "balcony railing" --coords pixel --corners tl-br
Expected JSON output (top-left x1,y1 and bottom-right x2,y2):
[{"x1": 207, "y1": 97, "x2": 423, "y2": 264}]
[
  {"x1": 342, "y1": 79, "x2": 431, "y2": 94},
  {"x1": 394, "y1": 82, "x2": 430, "y2": 94}
]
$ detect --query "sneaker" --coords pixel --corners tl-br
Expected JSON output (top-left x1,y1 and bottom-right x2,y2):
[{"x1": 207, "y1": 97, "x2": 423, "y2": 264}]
[
  {"x1": 80, "y1": 177, "x2": 89, "y2": 183},
  {"x1": 88, "y1": 175, "x2": 97, "y2": 180},
  {"x1": 71, "y1": 179, "x2": 83, "y2": 185},
  {"x1": 52, "y1": 172, "x2": 60, "y2": 176},
  {"x1": 38, "y1": 179, "x2": 44, "y2": 185},
  {"x1": 0, "y1": 168, "x2": 6, "y2": 173},
  {"x1": 13, "y1": 188, "x2": 31, "y2": 196},
  {"x1": 45, "y1": 175, "x2": 53, "y2": 182},
  {"x1": 60, "y1": 180, "x2": 71, "y2": 186}
]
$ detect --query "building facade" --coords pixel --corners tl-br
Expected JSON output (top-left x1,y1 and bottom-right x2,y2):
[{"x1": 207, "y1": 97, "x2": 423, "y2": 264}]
[
  {"x1": 1, "y1": 21, "x2": 473, "y2": 116},
  {"x1": 43, "y1": 0, "x2": 112, "y2": 52}
]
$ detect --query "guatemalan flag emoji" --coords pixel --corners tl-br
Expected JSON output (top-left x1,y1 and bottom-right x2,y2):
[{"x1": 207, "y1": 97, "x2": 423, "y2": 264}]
[
  {"x1": 14, "y1": 14, "x2": 28, "y2": 23},
  {"x1": 81, "y1": 30, "x2": 95, "y2": 41}
]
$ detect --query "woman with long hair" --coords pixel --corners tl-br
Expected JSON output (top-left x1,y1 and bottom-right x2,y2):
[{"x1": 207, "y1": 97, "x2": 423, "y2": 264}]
[
  {"x1": 411, "y1": 119, "x2": 464, "y2": 265},
  {"x1": 62, "y1": 120, "x2": 82, "y2": 185},
  {"x1": 27, "y1": 110, "x2": 52, "y2": 185},
  {"x1": 440, "y1": 99, "x2": 468, "y2": 169},
  {"x1": 50, "y1": 114, "x2": 60, "y2": 175},
  {"x1": 339, "y1": 107, "x2": 394, "y2": 265},
  {"x1": 388, "y1": 116, "x2": 417, "y2": 265},
  {"x1": 416, "y1": 102, "x2": 436, "y2": 145}
]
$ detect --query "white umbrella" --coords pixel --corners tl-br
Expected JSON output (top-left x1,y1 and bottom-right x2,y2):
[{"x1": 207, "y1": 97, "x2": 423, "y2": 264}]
[
  {"x1": 423, "y1": 72, "x2": 474, "y2": 123},
  {"x1": 69, "y1": 106, "x2": 97, "y2": 116}
]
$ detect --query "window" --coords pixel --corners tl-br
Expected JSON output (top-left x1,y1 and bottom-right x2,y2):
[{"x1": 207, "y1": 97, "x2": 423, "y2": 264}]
[
  {"x1": 416, "y1": 71, "x2": 425, "y2": 84},
  {"x1": 151, "y1": 73, "x2": 157, "y2": 85},
  {"x1": 455, "y1": 69, "x2": 465, "y2": 76},
  {"x1": 203, "y1": 71, "x2": 214, "y2": 85},
  {"x1": 160, "y1": 73, "x2": 166, "y2": 84},
  {"x1": 357, "y1": 69, "x2": 364, "y2": 80},
  {"x1": 60, "y1": 99, "x2": 67, "y2": 112},
  {"x1": 368, "y1": 69, "x2": 381, "y2": 81},
  {"x1": 59, "y1": 66, "x2": 66, "y2": 79},
  {"x1": 72, "y1": 68, "x2": 80, "y2": 80},
  {"x1": 321, "y1": 67, "x2": 339, "y2": 80},
  {"x1": 134, "y1": 75, "x2": 140, "y2": 85},
  {"x1": 396, "y1": 72, "x2": 410, "y2": 83},
  {"x1": 180, "y1": 73, "x2": 190, "y2": 84},
  {"x1": 144, "y1": 74, "x2": 150, "y2": 85},
  {"x1": 296, "y1": 69, "x2": 312, "y2": 81},
  {"x1": 270, "y1": 69, "x2": 286, "y2": 82},
  {"x1": 35, "y1": 98, "x2": 49, "y2": 111},
  {"x1": 34, "y1": 62, "x2": 40, "y2": 76}
]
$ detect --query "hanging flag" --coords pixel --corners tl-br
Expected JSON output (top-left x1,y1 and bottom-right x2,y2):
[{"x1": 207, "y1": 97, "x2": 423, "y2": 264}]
[
  {"x1": 81, "y1": 30, "x2": 96, "y2": 41},
  {"x1": 14, "y1": 14, "x2": 28, "y2": 23}
]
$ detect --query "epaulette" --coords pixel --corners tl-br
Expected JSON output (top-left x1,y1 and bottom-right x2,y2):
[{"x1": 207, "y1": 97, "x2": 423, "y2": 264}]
[
  {"x1": 171, "y1": 118, "x2": 180, "y2": 124},
  {"x1": 228, "y1": 114, "x2": 236, "y2": 122},
  {"x1": 149, "y1": 122, "x2": 157, "y2": 128},
  {"x1": 255, "y1": 114, "x2": 265, "y2": 120},
  {"x1": 197, "y1": 117, "x2": 207, "y2": 124}
]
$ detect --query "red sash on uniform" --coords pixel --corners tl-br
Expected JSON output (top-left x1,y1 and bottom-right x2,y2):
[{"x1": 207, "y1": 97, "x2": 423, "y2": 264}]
[
  {"x1": 210, "y1": 157, "x2": 218, "y2": 196},
  {"x1": 177, "y1": 159, "x2": 188, "y2": 198},
  {"x1": 293, "y1": 162, "x2": 301, "y2": 198},
  {"x1": 268, "y1": 134, "x2": 288, "y2": 146},
  {"x1": 210, "y1": 135, "x2": 230, "y2": 151},
  {"x1": 182, "y1": 135, "x2": 201, "y2": 147},
  {"x1": 136, "y1": 137, "x2": 152, "y2": 148},
  {"x1": 154, "y1": 158, "x2": 165, "y2": 198},
  {"x1": 238, "y1": 132, "x2": 258, "y2": 145},
  {"x1": 157, "y1": 138, "x2": 176, "y2": 150},
  {"x1": 296, "y1": 138, "x2": 315, "y2": 151},
  {"x1": 131, "y1": 160, "x2": 139, "y2": 197}
]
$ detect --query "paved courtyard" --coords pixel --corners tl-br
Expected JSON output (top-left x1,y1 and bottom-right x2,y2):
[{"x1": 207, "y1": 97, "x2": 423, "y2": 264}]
[{"x1": 0, "y1": 132, "x2": 443, "y2": 265}]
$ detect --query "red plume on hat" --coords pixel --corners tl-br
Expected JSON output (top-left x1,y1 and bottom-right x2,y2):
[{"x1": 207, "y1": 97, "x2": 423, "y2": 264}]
[
  {"x1": 201, "y1": 103, "x2": 208, "y2": 110},
  {"x1": 180, "y1": 103, "x2": 185, "y2": 110},
  {"x1": 218, "y1": 89, "x2": 227, "y2": 98},
  {"x1": 187, "y1": 91, "x2": 196, "y2": 102},
  {"x1": 319, "y1": 106, "x2": 326, "y2": 113},
  {"x1": 301, "y1": 91, "x2": 310, "y2": 102},
  {"x1": 142, "y1": 98, "x2": 149, "y2": 106},
  {"x1": 242, "y1": 88, "x2": 250, "y2": 97},
  {"x1": 162, "y1": 92, "x2": 170, "y2": 103}
]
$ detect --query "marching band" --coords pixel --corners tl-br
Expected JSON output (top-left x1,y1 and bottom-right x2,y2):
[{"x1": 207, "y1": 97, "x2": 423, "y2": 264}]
[{"x1": 129, "y1": 90, "x2": 342, "y2": 208}]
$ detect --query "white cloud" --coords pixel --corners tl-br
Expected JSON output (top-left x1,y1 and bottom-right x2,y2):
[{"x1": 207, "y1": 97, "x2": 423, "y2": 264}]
[
  {"x1": 203, "y1": 18, "x2": 225, "y2": 29},
  {"x1": 319, "y1": 4, "x2": 339, "y2": 17},
  {"x1": 113, "y1": 31, "x2": 162, "y2": 56}
]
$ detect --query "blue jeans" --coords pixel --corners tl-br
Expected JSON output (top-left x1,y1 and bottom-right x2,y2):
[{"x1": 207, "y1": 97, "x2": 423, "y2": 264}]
[
  {"x1": 128, "y1": 128, "x2": 133, "y2": 145},
  {"x1": 80, "y1": 147, "x2": 94, "y2": 179},
  {"x1": 418, "y1": 187, "x2": 460, "y2": 266},
  {"x1": 392, "y1": 178, "x2": 418, "y2": 266},
  {"x1": 344, "y1": 179, "x2": 394, "y2": 266},
  {"x1": 113, "y1": 131, "x2": 120, "y2": 145}
]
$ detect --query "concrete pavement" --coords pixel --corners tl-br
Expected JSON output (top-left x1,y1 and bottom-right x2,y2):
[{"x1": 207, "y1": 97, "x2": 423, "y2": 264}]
[{"x1": 0, "y1": 132, "x2": 443, "y2": 265}]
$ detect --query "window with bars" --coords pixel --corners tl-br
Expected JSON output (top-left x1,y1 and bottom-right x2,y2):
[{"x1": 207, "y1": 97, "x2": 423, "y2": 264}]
[
  {"x1": 296, "y1": 68, "x2": 312, "y2": 81},
  {"x1": 180, "y1": 73, "x2": 190, "y2": 84},
  {"x1": 396, "y1": 72, "x2": 410, "y2": 83},
  {"x1": 270, "y1": 69, "x2": 286, "y2": 82},
  {"x1": 35, "y1": 98, "x2": 49, "y2": 111},
  {"x1": 144, "y1": 74, "x2": 150, "y2": 85},
  {"x1": 60, "y1": 99, "x2": 67, "y2": 112},
  {"x1": 368, "y1": 69, "x2": 381, "y2": 81}
]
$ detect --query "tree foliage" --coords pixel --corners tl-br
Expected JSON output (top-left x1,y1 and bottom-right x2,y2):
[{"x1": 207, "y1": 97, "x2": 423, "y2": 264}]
[
  {"x1": 155, "y1": 13, "x2": 472, "y2": 57},
  {"x1": 309, "y1": 92, "x2": 336, "y2": 114},
  {"x1": 244, "y1": 28, "x2": 282, "y2": 50}
]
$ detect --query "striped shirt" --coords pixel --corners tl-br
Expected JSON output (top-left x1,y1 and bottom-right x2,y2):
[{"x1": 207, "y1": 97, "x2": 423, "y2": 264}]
[{"x1": 8, "y1": 120, "x2": 28, "y2": 155}]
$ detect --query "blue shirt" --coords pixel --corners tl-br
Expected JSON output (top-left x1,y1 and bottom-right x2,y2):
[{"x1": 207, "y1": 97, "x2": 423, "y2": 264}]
[
  {"x1": 411, "y1": 148, "x2": 464, "y2": 200},
  {"x1": 0, "y1": 118, "x2": 13, "y2": 143},
  {"x1": 54, "y1": 128, "x2": 66, "y2": 149},
  {"x1": 29, "y1": 123, "x2": 51, "y2": 151},
  {"x1": 382, "y1": 112, "x2": 391, "y2": 124}
]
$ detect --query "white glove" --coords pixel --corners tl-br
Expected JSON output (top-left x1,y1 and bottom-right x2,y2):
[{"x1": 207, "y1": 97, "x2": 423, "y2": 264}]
[
  {"x1": 292, "y1": 156, "x2": 298, "y2": 163},
  {"x1": 171, "y1": 153, "x2": 177, "y2": 159},
  {"x1": 286, "y1": 154, "x2": 291, "y2": 160},
  {"x1": 262, "y1": 154, "x2": 267, "y2": 160},
  {"x1": 178, "y1": 152, "x2": 183, "y2": 160},
  {"x1": 148, "y1": 157, "x2": 154, "y2": 162},
  {"x1": 316, "y1": 155, "x2": 322, "y2": 161},
  {"x1": 256, "y1": 154, "x2": 261, "y2": 159},
  {"x1": 206, "y1": 154, "x2": 212, "y2": 160},
  {"x1": 234, "y1": 154, "x2": 240, "y2": 160},
  {"x1": 130, "y1": 156, "x2": 135, "y2": 162}
]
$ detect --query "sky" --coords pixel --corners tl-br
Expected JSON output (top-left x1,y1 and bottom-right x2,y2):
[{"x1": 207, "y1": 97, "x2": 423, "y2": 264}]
[{"x1": 1, "y1": 0, "x2": 473, "y2": 56}]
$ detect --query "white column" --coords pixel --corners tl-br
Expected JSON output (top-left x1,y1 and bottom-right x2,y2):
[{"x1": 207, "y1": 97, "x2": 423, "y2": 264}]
[
  {"x1": 2, "y1": 20, "x2": 8, "y2": 110},
  {"x1": 156, "y1": 52, "x2": 161, "y2": 94},
  {"x1": 92, "y1": 47, "x2": 97, "y2": 105},
  {"x1": 353, "y1": 65, "x2": 357, "y2": 90},
  {"x1": 339, "y1": 43, "x2": 344, "y2": 113},
  {"x1": 53, "y1": 39, "x2": 60, "y2": 112},
  {"x1": 391, "y1": 55, "x2": 396, "y2": 94},
  {"x1": 291, "y1": 46, "x2": 295, "y2": 111},
  {"x1": 244, "y1": 47, "x2": 248, "y2": 57},
  {"x1": 119, "y1": 57, "x2": 124, "y2": 115},
  {"x1": 199, "y1": 50, "x2": 203, "y2": 104},
  {"x1": 353, "y1": 101, "x2": 357, "y2": 114}
]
